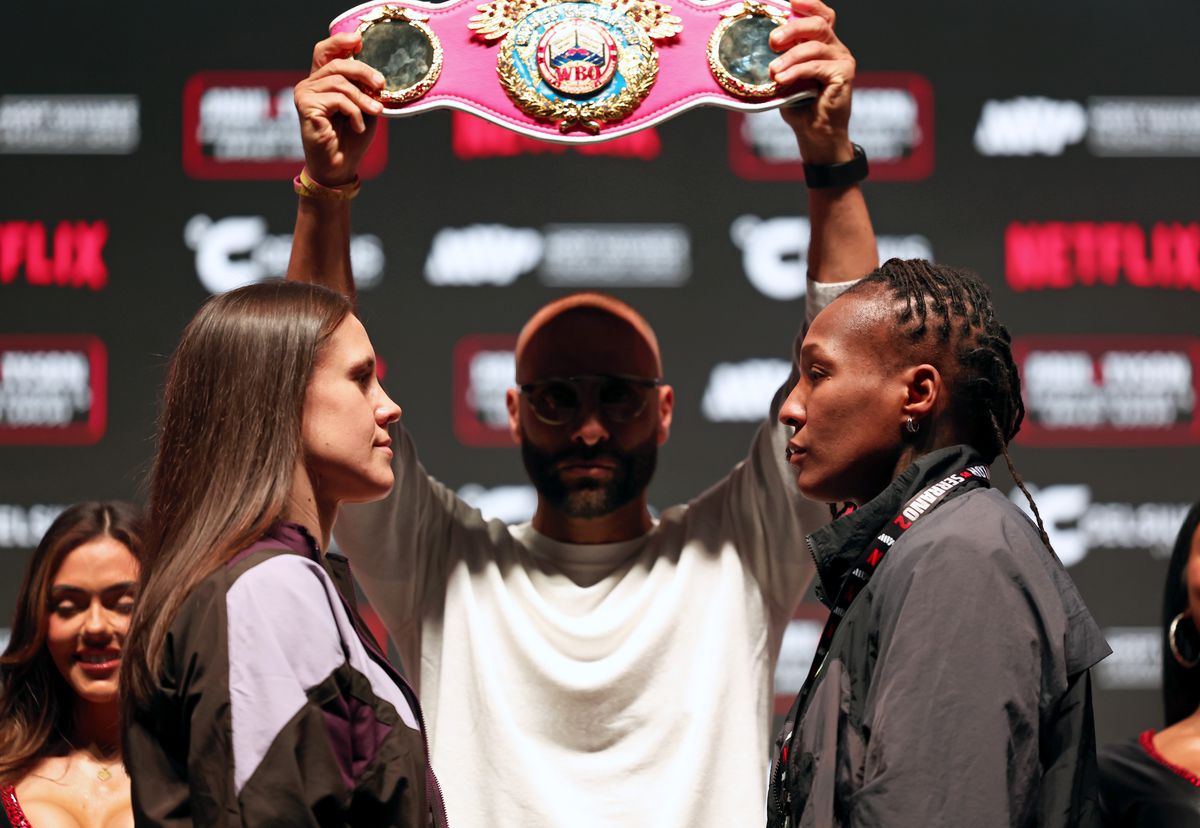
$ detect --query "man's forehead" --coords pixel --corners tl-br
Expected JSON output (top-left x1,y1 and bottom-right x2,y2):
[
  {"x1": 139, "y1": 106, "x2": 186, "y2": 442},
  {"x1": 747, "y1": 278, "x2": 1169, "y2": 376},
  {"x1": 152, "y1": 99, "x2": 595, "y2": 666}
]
[
  {"x1": 518, "y1": 313, "x2": 660, "y2": 381},
  {"x1": 515, "y1": 296, "x2": 662, "y2": 382}
]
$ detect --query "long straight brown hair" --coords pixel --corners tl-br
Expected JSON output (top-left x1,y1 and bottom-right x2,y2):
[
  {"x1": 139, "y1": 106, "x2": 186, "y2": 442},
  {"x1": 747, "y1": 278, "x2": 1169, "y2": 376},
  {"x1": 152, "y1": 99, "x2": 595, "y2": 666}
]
[
  {"x1": 122, "y1": 281, "x2": 350, "y2": 709},
  {"x1": 0, "y1": 501, "x2": 143, "y2": 784}
]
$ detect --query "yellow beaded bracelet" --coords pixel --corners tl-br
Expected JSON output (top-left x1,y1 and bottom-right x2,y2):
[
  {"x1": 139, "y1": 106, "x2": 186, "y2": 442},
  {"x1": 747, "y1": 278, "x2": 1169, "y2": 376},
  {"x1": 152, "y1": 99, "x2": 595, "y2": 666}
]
[{"x1": 294, "y1": 168, "x2": 362, "y2": 201}]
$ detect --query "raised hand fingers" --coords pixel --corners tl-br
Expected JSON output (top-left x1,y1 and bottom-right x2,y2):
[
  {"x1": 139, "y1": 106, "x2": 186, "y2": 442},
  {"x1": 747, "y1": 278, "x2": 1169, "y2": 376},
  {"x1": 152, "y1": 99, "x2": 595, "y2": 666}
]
[
  {"x1": 297, "y1": 36, "x2": 382, "y2": 183},
  {"x1": 788, "y1": 0, "x2": 836, "y2": 26},
  {"x1": 306, "y1": 90, "x2": 373, "y2": 134},
  {"x1": 771, "y1": 56, "x2": 852, "y2": 89},
  {"x1": 774, "y1": 1, "x2": 855, "y2": 151},
  {"x1": 769, "y1": 41, "x2": 851, "y2": 85},
  {"x1": 312, "y1": 32, "x2": 363, "y2": 71},
  {"x1": 769, "y1": 15, "x2": 836, "y2": 53},
  {"x1": 299, "y1": 65, "x2": 385, "y2": 117},
  {"x1": 308, "y1": 57, "x2": 385, "y2": 93}
]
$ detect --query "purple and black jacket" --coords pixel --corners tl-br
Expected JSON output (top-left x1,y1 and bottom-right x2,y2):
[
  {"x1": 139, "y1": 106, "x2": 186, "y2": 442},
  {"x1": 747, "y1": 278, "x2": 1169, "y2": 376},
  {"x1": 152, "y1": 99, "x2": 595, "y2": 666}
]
[{"x1": 126, "y1": 522, "x2": 446, "y2": 827}]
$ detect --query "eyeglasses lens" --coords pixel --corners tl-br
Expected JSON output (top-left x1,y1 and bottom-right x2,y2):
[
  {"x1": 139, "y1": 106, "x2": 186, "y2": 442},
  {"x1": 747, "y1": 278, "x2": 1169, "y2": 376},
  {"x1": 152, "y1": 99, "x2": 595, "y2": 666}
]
[
  {"x1": 529, "y1": 381, "x2": 580, "y2": 425},
  {"x1": 598, "y1": 379, "x2": 646, "y2": 422},
  {"x1": 527, "y1": 378, "x2": 650, "y2": 425}
]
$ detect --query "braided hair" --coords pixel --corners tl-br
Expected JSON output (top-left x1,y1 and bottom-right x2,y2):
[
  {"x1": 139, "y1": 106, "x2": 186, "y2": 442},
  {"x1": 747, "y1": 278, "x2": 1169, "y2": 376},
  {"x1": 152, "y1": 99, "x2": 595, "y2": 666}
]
[{"x1": 843, "y1": 258, "x2": 1052, "y2": 552}]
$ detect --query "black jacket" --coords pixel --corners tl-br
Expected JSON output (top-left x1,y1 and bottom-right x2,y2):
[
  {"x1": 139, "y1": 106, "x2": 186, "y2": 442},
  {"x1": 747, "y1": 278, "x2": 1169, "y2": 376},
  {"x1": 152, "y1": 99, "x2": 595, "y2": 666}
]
[
  {"x1": 768, "y1": 446, "x2": 1111, "y2": 828},
  {"x1": 1099, "y1": 732, "x2": 1200, "y2": 826},
  {"x1": 126, "y1": 523, "x2": 445, "y2": 827}
]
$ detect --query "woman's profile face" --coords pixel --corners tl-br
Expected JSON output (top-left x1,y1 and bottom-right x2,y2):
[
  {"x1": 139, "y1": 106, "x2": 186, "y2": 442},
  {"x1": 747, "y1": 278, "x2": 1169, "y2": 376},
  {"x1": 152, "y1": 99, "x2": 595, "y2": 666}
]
[
  {"x1": 301, "y1": 315, "x2": 402, "y2": 506},
  {"x1": 46, "y1": 536, "x2": 139, "y2": 705},
  {"x1": 778, "y1": 292, "x2": 914, "y2": 505}
]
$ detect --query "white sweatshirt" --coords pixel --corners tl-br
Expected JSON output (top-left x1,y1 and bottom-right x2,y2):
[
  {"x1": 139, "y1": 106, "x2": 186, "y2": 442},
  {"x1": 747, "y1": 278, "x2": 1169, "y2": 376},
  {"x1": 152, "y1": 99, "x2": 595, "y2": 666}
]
[{"x1": 334, "y1": 280, "x2": 853, "y2": 828}]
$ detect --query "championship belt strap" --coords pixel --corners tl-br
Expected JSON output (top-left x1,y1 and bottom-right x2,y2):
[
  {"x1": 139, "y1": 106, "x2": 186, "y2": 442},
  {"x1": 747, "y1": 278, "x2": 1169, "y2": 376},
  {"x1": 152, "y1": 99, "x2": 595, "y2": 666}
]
[{"x1": 331, "y1": 0, "x2": 817, "y2": 143}]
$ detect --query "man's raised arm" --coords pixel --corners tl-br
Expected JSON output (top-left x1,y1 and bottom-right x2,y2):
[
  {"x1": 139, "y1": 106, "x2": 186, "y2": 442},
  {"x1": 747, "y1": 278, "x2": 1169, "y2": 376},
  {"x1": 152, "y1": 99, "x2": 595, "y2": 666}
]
[
  {"x1": 770, "y1": 0, "x2": 878, "y2": 291},
  {"x1": 286, "y1": 33, "x2": 386, "y2": 302}
]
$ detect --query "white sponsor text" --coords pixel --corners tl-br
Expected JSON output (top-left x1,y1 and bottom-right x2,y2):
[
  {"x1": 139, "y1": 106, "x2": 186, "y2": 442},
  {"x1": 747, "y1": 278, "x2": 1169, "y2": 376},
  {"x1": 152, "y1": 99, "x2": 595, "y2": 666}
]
[
  {"x1": 185, "y1": 215, "x2": 383, "y2": 294},
  {"x1": 701, "y1": 359, "x2": 791, "y2": 422}
]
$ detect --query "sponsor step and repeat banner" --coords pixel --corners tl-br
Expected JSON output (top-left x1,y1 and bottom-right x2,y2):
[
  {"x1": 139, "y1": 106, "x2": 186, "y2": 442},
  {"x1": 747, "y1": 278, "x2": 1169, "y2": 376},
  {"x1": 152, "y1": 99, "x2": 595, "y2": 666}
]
[{"x1": 3, "y1": 0, "x2": 1197, "y2": 742}]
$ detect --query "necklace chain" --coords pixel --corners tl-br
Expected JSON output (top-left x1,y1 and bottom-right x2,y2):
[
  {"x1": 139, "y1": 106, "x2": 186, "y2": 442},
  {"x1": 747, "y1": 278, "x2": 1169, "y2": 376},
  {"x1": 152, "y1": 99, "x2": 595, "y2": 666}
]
[{"x1": 57, "y1": 730, "x2": 118, "y2": 783}]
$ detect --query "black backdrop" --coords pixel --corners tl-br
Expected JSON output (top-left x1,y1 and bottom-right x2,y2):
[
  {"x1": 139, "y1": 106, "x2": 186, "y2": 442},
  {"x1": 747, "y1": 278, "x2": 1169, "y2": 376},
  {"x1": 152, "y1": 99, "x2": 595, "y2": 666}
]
[{"x1": 3, "y1": 0, "x2": 1199, "y2": 745}]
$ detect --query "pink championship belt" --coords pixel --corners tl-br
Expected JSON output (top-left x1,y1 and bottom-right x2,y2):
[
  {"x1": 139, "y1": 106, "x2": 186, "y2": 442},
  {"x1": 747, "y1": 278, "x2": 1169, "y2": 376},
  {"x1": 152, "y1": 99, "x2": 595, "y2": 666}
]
[{"x1": 331, "y1": 0, "x2": 816, "y2": 143}]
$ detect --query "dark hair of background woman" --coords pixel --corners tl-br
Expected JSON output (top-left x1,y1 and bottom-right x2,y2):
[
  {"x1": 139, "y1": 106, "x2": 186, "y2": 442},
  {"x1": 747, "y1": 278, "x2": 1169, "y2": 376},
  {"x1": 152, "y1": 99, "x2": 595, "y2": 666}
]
[
  {"x1": 0, "y1": 501, "x2": 144, "y2": 784},
  {"x1": 1162, "y1": 501, "x2": 1200, "y2": 726},
  {"x1": 121, "y1": 280, "x2": 351, "y2": 712}
]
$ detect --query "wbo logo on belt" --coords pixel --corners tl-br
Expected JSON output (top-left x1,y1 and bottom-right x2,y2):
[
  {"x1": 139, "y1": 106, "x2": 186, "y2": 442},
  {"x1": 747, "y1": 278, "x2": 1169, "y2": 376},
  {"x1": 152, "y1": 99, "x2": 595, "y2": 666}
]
[{"x1": 332, "y1": 0, "x2": 814, "y2": 143}]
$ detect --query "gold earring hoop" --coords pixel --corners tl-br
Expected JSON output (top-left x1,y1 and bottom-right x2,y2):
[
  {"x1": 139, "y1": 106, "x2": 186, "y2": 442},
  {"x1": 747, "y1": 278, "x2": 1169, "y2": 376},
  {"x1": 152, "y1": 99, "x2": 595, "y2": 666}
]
[{"x1": 1171, "y1": 611, "x2": 1199, "y2": 668}]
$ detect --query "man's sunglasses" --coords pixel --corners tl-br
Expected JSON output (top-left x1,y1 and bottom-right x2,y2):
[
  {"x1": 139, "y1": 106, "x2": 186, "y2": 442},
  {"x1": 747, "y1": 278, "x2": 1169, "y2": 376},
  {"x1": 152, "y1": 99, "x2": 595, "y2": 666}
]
[{"x1": 519, "y1": 373, "x2": 663, "y2": 426}]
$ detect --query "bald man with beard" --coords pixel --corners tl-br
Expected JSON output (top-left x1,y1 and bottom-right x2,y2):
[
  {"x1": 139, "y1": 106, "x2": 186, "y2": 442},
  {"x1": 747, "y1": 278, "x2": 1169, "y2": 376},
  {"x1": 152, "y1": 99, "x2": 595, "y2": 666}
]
[{"x1": 285, "y1": 2, "x2": 878, "y2": 824}]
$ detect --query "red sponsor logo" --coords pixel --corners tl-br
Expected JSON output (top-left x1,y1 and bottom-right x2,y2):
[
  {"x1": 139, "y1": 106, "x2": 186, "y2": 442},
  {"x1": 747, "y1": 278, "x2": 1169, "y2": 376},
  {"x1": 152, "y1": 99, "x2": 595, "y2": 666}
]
[
  {"x1": 182, "y1": 71, "x2": 388, "y2": 180},
  {"x1": 0, "y1": 335, "x2": 107, "y2": 445},
  {"x1": 1013, "y1": 335, "x2": 1200, "y2": 447},
  {"x1": 453, "y1": 335, "x2": 518, "y2": 447},
  {"x1": 1006, "y1": 222, "x2": 1200, "y2": 291},
  {"x1": 0, "y1": 221, "x2": 108, "y2": 290},
  {"x1": 451, "y1": 112, "x2": 661, "y2": 160},
  {"x1": 729, "y1": 72, "x2": 934, "y2": 181}
]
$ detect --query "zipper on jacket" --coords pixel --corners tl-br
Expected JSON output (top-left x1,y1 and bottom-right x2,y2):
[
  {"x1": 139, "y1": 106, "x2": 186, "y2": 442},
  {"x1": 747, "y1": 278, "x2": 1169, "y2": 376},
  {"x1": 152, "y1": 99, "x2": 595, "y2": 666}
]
[
  {"x1": 400, "y1": 676, "x2": 448, "y2": 825},
  {"x1": 806, "y1": 536, "x2": 821, "y2": 603},
  {"x1": 770, "y1": 742, "x2": 790, "y2": 828},
  {"x1": 325, "y1": 563, "x2": 449, "y2": 828}
]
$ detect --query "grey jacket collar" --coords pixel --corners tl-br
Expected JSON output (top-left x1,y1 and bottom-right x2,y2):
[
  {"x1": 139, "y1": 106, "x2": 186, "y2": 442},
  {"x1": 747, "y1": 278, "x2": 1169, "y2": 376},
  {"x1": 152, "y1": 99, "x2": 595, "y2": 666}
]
[{"x1": 807, "y1": 445, "x2": 989, "y2": 607}]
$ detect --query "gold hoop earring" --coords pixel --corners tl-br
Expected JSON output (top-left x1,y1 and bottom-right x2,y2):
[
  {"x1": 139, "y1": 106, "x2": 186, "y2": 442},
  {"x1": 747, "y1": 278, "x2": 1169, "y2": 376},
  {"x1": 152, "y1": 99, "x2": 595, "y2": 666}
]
[
  {"x1": 905, "y1": 416, "x2": 919, "y2": 434},
  {"x1": 1171, "y1": 611, "x2": 1199, "y2": 668}
]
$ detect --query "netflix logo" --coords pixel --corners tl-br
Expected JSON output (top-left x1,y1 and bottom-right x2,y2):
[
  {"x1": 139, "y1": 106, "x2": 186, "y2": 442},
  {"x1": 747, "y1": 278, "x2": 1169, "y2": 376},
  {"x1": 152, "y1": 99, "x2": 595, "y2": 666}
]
[
  {"x1": 1006, "y1": 222, "x2": 1200, "y2": 291},
  {"x1": 0, "y1": 221, "x2": 108, "y2": 290}
]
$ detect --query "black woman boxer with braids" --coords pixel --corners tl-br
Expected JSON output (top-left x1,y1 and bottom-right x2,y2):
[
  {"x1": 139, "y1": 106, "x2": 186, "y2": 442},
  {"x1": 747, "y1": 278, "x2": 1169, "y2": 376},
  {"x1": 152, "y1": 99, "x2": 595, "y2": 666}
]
[{"x1": 767, "y1": 258, "x2": 1111, "y2": 827}]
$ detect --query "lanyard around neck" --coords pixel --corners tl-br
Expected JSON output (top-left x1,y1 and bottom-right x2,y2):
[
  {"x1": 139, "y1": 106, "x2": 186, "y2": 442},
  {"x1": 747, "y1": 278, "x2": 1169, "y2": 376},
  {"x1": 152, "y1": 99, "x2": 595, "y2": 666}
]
[{"x1": 769, "y1": 463, "x2": 991, "y2": 825}]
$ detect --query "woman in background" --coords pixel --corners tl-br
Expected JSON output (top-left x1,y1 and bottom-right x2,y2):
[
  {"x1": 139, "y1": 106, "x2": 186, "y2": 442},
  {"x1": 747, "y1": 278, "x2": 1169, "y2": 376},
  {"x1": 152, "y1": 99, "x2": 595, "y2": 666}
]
[
  {"x1": 121, "y1": 281, "x2": 444, "y2": 827},
  {"x1": 0, "y1": 501, "x2": 142, "y2": 828},
  {"x1": 1100, "y1": 502, "x2": 1200, "y2": 824}
]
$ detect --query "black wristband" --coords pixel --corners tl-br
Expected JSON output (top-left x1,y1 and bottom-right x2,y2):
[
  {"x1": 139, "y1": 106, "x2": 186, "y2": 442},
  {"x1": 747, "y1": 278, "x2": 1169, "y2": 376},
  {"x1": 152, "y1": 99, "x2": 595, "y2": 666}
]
[{"x1": 802, "y1": 143, "x2": 869, "y2": 189}]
